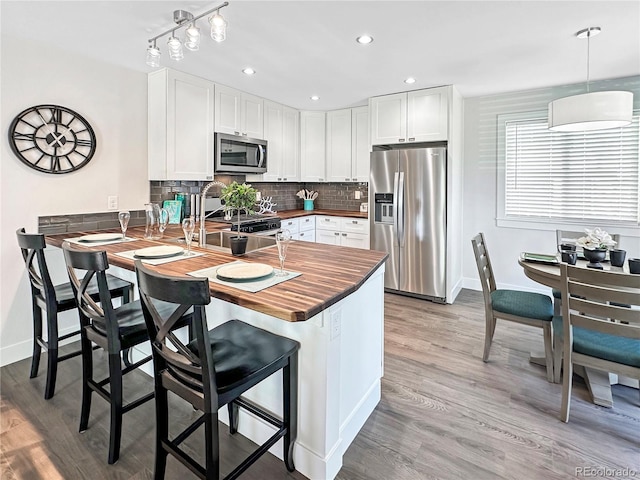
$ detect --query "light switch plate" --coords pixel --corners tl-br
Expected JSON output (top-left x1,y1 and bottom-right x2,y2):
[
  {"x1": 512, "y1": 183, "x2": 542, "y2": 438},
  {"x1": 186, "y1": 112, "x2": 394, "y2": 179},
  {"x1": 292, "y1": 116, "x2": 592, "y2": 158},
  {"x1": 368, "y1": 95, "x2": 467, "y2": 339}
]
[{"x1": 108, "y1": 196, "x2": 118, "y2": 210}]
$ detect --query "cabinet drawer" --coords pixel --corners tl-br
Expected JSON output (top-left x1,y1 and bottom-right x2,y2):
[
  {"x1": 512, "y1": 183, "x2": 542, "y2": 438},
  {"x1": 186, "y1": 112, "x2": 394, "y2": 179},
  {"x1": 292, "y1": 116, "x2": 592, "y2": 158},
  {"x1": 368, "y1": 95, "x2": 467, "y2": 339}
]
[
  {"x1": 340, "y1": 218, "x2": 369, "y2": 234},
  {"x1": 281, "y1": 218, "x2": 300, "y2": 234},
  {"x1": 299, "y1": 216, "x2": 316, "y2": 231},
  {"x1": 316, "y1": 216, "x2": 341, "y2": 231},
  {"x1": 316, "y1": 229, "x2": 341, "y2": 245},
  {"x1": 340, "y1": 232, "x2": 370, "y2": 250},
  {"x1": 296, "y1": 230, "x2": 316, "y2": 242}
]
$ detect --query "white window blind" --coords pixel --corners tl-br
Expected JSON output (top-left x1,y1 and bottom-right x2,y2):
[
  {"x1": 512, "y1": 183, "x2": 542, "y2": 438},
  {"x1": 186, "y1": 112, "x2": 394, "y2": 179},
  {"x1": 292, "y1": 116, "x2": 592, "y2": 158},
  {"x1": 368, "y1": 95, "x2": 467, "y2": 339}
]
[{"x1": 504, "y1": 115, "x2": 640, "y2": 225}]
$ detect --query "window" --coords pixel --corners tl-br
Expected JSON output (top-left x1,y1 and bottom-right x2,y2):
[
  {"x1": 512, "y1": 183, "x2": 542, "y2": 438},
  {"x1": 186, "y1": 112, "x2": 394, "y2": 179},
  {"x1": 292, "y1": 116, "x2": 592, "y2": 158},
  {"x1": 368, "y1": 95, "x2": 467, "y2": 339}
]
[{"x1": 498, "y1": 112, "x2": 639, "y2": 228}]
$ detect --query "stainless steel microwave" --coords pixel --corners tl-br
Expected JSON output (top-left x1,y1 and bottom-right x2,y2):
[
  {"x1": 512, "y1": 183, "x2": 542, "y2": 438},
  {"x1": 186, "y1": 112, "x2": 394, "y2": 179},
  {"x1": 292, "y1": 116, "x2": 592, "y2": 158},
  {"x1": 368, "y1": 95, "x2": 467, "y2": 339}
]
[{"x1": 214, "y1": 133, "x2": 267, "y2": 174}]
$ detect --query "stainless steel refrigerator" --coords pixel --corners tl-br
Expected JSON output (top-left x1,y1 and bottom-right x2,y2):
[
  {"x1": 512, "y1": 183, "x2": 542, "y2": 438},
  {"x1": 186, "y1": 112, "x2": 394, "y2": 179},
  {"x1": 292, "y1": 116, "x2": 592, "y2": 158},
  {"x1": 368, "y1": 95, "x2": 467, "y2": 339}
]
[{"x1": 369, "y1": 146, "x2": 447, "y2": 302}]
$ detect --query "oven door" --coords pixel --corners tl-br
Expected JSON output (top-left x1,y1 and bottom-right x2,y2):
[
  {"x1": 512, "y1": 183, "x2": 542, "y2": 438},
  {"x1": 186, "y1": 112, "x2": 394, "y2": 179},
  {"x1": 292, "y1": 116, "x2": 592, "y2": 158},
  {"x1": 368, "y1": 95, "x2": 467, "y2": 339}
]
[{"x1": 215, "y1": 133, "x2": 267, "y2": 173}]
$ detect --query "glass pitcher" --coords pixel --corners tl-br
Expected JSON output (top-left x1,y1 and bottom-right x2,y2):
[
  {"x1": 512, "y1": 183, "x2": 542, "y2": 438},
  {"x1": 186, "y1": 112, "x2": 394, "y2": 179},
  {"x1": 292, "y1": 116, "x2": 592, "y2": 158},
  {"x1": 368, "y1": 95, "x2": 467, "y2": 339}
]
[{"x1": 144, "y1": 203, "x2": 169, "y2": 240}]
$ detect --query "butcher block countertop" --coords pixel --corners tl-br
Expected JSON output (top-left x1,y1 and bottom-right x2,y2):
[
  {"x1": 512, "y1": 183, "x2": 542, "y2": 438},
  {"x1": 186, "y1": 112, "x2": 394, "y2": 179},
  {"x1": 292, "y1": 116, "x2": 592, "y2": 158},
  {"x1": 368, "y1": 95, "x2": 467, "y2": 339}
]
[
  {"x1": 278, "y1": 209, "x2": 368, "y2": 220},
  {"x1": 45, "y1": 225, "x2": 386, "y2": 322}
]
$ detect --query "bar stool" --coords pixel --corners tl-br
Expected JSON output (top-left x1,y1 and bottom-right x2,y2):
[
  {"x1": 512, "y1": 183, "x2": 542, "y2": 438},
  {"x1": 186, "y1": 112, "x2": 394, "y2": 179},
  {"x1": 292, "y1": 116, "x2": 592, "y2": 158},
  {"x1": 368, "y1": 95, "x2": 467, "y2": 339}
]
[
  {"x1": 62, "y1": 242, "x2": 192, "y2": 464},
  {"x1": 135, "y1": 260, "x2": 300, "y2": 480},
  {"x1": 16, "y1": 228, "x2": 134, "y2": 399}
]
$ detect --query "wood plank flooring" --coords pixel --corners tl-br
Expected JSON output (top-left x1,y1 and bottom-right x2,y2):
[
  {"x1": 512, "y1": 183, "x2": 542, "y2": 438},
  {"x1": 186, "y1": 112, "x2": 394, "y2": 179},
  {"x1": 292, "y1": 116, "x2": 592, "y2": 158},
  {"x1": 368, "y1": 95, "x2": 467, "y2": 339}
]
[{"x1": 2, "y1": 289, "x2": 638, "y2": 479}]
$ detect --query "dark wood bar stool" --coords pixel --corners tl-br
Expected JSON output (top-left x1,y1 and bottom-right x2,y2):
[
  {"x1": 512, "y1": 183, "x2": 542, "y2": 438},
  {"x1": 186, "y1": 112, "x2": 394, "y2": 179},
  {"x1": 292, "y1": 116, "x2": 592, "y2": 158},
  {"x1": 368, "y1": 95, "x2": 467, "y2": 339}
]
[
  {"x1": 135, "y1": 260, "x2": 300, "y2": 480},
  {"x1": 16, "y1": 228, "x2": 134, "y2": 400},
  {"x1": 62, "y1": 242, "x2": 192, "y2": 465}
]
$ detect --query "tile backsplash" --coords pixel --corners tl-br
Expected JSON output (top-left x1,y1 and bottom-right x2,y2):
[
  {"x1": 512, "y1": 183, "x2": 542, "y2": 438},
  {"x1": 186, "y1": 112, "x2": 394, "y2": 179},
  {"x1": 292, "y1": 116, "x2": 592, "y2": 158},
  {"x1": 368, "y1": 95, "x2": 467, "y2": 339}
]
[{"x1": 38, "y1": 179, "x2": 369, "y2": 234}]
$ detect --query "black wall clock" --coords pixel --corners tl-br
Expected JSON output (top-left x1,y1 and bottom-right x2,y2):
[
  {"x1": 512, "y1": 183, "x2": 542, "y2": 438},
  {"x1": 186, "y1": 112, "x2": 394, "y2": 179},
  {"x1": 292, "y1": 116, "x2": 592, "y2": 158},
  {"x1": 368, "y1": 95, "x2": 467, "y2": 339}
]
[{"x1": 8, "y1": 104, "x2": 97, "y2": 174}]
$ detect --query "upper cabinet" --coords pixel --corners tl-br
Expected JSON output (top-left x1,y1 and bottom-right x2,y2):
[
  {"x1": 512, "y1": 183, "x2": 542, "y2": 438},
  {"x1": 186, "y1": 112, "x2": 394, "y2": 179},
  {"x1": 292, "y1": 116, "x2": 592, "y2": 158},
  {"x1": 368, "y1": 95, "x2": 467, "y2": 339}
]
[
  {"x1": 247, "y1": 101, "x2": 299, "y2": 183},
  {"x1": 148, "y1": 68, "x2": 215, "y2": 180},
  {"x1": 300, "y1": 111, "x2": 326, "y2": 182},
  {"x1": 215, "y1": 84, "x2": 264, "y2": 139},
  {"x1": 369, "y1": 86, "x2": 448, "y2": 145},
  {"x1": 325, "y1": 106, "x2": 370, "y2": 183}
]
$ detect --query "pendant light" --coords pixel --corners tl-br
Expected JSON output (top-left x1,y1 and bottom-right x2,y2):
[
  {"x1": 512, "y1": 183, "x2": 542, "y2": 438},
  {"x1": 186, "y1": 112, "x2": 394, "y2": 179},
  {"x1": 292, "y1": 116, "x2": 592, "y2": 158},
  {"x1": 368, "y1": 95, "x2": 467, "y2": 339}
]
[{"x1": 548, "y1": 27, "x2": 633, "y2": 132}]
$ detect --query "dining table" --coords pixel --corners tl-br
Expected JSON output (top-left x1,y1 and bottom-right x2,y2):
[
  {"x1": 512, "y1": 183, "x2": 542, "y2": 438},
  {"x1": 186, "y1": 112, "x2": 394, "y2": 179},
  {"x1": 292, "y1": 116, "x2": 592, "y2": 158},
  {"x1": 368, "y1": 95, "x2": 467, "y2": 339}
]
[{"x1": 518, "y1": 255, "x2": 636, "y2": 407}]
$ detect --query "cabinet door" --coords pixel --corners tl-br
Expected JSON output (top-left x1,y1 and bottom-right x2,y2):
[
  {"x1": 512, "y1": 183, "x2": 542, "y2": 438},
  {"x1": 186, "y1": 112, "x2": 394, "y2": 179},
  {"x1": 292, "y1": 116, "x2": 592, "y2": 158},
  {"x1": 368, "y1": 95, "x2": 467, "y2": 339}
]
[
  {"x1": 370, "y1": 93, "x2": 407, "y2": 145},
  {"x1": 407, "y1": 87, "x2": 448, "y2": 142},
  {"x1": 351, "y1": 106, "x2": 370, "y2": 182},
  {"x1": 300, "y1": 111, "x2": 326, "y2": 182},
  {"x1": 340, "y1": 217, "x2": 369, "y2": 234},
  {"x1": 148, "y1": 68, "x2": 215, "y2": 180},
  {"x1": 242, "y1": 93, "x2": 264, "y2": 139},
  {"x1": 261, "y1": 100, "x2": 283, "y2": 182},
  {"x1": 281, "y1": 106, "x2": 300, "y2": 181},
  {"x1": 326, "y1": 109, "x2": 352, "y2": 182},
  {"x1": 340, "y1": 232, "x2": 369, "y2": 250},
  {"x1": 298, "y1": 215, "x2": 316, "y2": 231},
  {"x1": 215, "y1": 84, "x2": 241, "y2": 135},
  {"x1": 316, "y1": 229, "x2": 341, "y2": 245}
]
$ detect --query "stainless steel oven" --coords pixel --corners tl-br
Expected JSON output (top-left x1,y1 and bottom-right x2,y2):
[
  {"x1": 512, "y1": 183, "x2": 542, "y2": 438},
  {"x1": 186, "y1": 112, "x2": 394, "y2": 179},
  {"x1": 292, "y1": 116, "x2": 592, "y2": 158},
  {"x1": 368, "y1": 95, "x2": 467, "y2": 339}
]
[{"x1": 215, "y1": 133, "x2": 267, "y2": 174}]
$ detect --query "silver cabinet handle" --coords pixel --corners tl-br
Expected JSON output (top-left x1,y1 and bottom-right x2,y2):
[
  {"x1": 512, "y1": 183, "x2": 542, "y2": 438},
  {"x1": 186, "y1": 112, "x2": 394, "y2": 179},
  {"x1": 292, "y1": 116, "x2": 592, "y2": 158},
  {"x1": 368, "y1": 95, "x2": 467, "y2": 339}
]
[
  {"x1": 234, "y1": 131, "x2": 240, "y2": 135},
  {"x1": 345, "y1": 178, "x2": 350, "y2": 181},
  {"x1": 334, "y1": 232, "x2": 340, "y2": 236},
  {"x1": 408, "y1": 137, "x2": 415, "y2": 141},
  {"x1": 352, "y1": 220, "x2": 358, "y2": 224},
  {"x1": 352, "y1": 178, "x2": 357, "y2": 181},
  {"x1": 342, "y1": 233, "x2": 347, "y2": 236},
  {"x1": 277, "y1": 177, "x2": 282, "y2": 181},
  {"x1": 399, "y1": 138, "x2": 405, "y2": 142},
  {"x1": 300, "y1": 232, "x2": 305, "y2": 236},
  {"x1": 319, "y1": 178, "x2": 324, "y2": 181},
  {"x1": 325, "y1": 219, "x2": 330, "y2": 222},
  {"x1": 283, "y1": 178, "x2": 287, "y2": 181}
]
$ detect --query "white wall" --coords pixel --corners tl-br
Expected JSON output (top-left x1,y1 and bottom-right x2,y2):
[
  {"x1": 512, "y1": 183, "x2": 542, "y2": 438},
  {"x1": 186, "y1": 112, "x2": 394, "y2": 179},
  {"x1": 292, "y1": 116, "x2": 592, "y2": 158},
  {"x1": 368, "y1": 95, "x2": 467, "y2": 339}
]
[
  {"x1": 462, "y1": 76, "x2": 640, "y2": 294},
  {"x1": 0, "y1": 34, "x2": 149, "y2": 365}
]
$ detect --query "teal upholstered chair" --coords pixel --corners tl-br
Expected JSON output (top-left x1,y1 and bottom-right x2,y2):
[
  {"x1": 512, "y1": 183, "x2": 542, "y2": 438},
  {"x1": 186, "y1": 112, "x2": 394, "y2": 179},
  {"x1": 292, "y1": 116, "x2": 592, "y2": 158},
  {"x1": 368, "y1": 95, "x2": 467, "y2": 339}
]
[
  {"x1": 555, "y1": 264, "x2": 639, "y2": 422},
  {"x1": 471, "y1": 233, "x2": 554, "y2": 381}
]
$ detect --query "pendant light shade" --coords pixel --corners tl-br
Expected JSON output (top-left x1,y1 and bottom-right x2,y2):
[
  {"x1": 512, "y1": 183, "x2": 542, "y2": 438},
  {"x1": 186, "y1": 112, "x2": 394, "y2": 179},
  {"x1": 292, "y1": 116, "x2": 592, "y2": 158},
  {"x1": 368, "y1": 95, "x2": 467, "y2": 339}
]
[
  {"x1": 548, "y1": 91, "x2": 633, "y2": 132},
  {"x1": 548, "y1": 26, "x2": 634, "y2": 132}
]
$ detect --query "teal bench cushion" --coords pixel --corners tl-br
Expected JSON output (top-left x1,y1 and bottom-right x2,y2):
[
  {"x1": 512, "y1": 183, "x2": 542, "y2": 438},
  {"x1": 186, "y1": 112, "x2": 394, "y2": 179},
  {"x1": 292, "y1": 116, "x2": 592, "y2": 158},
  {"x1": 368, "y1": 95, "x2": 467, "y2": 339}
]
[
  {"x1": 490, "y1": 290, "x2": 553, "y2": 321},
  {"x1": 552, "y1": 316, "x2": 640, "y2": 368}
]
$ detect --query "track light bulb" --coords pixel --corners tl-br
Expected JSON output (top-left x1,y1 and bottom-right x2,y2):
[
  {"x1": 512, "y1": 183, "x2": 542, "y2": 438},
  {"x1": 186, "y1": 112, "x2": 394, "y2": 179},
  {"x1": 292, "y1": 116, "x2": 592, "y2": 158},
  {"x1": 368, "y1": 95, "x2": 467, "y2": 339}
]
[
  {"x1": 209, "y1": 12, "x2": 227, "y2": 42},
  {"x1": 184, "y1": 23, "x2": 201, "y2": 51},
  {"x1": 167, "y1": 35, "x2": 184, "y2": 61},
  {"x1": 146, "y1": 43, "x2": 161, "y2": 67}
]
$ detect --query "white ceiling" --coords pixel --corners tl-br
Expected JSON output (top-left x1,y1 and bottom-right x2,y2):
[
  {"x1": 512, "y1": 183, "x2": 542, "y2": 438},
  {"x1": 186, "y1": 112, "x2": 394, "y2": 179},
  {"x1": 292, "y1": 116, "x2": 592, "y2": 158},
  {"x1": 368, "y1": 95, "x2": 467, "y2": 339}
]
[{"x1": 3, "y1": 1, "x2": 639, "y2": 110}]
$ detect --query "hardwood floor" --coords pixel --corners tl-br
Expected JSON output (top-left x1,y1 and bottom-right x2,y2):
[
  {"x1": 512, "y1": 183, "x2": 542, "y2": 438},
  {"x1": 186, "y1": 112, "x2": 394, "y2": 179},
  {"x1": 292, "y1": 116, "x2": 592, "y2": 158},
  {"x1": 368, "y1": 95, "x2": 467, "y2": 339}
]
[{"x1": 2, "y1": 289, "x2": 638, "y2": 479}]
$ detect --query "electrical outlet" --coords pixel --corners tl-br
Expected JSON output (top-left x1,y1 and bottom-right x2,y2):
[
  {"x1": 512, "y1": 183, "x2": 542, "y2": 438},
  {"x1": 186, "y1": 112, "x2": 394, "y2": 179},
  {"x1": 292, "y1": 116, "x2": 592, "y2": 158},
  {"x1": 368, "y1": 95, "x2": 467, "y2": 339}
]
[
  {"x1": 256, "y1": 191, "x2": 262, "y2": 201},
  {"x1": 330, "y1": 310, "x2": 341, "y2": 340},
  {"x1": 107, "y1": 195, "x2": 118, "y2": 210},
  {"x1": 354, "y1": 191, "x2": 361, "y2": 200}
]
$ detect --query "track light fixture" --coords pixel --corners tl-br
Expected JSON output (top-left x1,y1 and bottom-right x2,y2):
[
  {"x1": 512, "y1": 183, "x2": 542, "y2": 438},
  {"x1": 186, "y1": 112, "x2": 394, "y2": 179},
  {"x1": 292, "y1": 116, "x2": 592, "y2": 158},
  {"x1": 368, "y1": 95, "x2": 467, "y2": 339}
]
[{"x1": 146, "y1": 2, "x2": 229, "y2": 67}]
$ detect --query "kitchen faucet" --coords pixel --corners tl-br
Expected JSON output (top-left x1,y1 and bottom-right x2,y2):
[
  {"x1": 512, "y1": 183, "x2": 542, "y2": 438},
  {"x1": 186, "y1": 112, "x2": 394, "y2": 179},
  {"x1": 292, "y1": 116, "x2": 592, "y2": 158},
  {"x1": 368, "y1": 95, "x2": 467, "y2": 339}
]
[{"x1": 198, "y1": 180, "x2": 227, "y2": 247}]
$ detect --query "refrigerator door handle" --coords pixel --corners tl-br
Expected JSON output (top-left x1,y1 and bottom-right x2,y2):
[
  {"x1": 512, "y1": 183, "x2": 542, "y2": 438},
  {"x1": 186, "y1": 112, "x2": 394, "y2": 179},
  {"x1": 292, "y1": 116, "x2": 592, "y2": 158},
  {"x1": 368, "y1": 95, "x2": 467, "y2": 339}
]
[
  {"x1": 398, "y1": 172, "x2": 405, "y2": 247},
  {"x1": 393, "y1": 171, "x2": 400, "y2": 246}
]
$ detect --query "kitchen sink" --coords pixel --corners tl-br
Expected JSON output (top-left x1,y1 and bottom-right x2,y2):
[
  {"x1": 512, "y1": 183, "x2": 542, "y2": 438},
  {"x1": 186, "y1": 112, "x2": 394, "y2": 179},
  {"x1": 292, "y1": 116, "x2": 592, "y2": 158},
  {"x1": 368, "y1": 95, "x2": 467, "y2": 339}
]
[{"x1": 171, "y1": 230, "x2": 276, "y2": 253}]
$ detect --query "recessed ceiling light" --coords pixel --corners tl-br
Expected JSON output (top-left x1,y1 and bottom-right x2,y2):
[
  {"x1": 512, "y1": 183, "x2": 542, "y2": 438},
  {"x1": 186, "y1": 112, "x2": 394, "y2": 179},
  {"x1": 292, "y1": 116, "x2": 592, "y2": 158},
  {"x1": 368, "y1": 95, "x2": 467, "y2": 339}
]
[
  {"x1": 310, "y1": 95, "x2": 320, "y2": 101},
  {"x1": 242, "y1": 67, "x2": 255, "y2": 75},
  {"x1": 356, "y1": 35, "x2": 374, "y2": 45},
  {"x1": 404, "y1": 77, "x2": 416, "y2": 84}
]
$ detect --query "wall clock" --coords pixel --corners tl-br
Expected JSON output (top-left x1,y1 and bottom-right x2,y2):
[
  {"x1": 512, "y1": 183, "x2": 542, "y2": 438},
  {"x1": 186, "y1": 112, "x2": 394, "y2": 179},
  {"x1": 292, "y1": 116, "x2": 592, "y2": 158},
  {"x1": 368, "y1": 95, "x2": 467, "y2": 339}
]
[{"x1": 8, "y1": 104, "x2": 97, "y2": 174}]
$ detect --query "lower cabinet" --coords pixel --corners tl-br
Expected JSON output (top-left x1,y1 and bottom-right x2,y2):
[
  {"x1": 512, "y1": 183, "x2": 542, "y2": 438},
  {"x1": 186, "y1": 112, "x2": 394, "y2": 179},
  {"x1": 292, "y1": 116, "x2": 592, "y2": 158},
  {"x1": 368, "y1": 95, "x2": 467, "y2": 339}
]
[
  {"x1": 315, "y1": 215, "x2": 369, "y2": 249},
  {"x1": 292, "y1": 215, "x2": 315, "y2": 242}
]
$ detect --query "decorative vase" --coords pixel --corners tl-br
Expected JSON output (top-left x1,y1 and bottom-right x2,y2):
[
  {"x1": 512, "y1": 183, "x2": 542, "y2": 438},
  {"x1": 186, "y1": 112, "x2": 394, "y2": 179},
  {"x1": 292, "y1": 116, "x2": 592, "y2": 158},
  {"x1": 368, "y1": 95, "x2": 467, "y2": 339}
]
[
  {"x1": 230, "y1": 236, "x2": 248, "y2": 256},
  {"x1": 583, "y1": 248, "x2": 607, "y2": 269}
]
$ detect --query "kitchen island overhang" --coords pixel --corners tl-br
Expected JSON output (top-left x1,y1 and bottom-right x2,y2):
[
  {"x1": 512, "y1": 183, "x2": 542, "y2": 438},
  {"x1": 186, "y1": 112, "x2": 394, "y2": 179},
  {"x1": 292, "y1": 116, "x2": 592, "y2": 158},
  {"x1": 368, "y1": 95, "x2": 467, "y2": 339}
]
[{"x1": 45, "y1": 227, "x2": 387, "y2": 480}]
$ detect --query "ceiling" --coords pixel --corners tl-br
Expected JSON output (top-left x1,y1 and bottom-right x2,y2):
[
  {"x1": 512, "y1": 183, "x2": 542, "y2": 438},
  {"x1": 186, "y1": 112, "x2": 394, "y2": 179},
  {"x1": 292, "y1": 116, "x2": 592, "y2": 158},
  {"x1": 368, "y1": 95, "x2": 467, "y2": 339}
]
[{"x1": 3, "y1": 1, "x2": 639, "y2": 110}]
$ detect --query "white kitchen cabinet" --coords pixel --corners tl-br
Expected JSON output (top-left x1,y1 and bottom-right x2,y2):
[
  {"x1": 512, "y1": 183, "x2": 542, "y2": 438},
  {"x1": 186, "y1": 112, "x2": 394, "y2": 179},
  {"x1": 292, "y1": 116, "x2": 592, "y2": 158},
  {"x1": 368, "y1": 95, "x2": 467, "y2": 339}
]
[
  {"x1": 370, "y1": 86, "x2": 448, "y2": 145},
  {"x1": 300, "y1": 111, "x2": 326, "y2": 182},
  {"x1": 316, "y1": 216, "x2": 369, "y2": 249},
  {"x1": 215, "y1": 84, "x2": 264, "y2": 139},
  {"x1": 351, "y1": 106, "x2": 370, "y2": 182},
  {"x1": 281, "y1": 217, "x2": 300, "y2": 234},
  {"x1": 295, "y1": 230, "x2": 316, "y2": 242},
  {"x1": 325, "y1": 107, "x2": 370, "y2": 183},
  {"x1": 298, "y1": 215, "x2": 316, "y2": 232},
  {"x1": 249, "y1": 101, "x2": 299, "y2": 183},
  {"x1": 326, "y1": 109, "x2": 352, "y2": 182},
  {"x1": 148, "y1": 68, "x2": 215, "y2": 180}
]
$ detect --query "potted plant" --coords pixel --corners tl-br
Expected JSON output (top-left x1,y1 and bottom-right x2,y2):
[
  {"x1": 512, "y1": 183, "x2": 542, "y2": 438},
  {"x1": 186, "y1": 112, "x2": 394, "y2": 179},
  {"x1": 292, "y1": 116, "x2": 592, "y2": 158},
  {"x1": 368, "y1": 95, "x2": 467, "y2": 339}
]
[
  {"x1": 220, "y1": 181, "x2": 258, "y2": 255},
  {"x1": 575, "y1": 227, "x2": 617, "y2": 269}
]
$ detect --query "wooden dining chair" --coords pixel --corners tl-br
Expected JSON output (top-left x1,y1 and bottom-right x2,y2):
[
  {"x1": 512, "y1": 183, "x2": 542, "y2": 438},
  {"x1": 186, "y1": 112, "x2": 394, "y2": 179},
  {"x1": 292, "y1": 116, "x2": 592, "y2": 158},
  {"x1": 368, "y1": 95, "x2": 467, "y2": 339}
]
[
  {"x1": 62, "y1": 242, "x2": 192, "y2": 464},
  {"x1": 471, "y1": 233, "x2": 554, "y2": 381},
  {"x1": 16, "y1": 228, "x2": 134, "y2": 399},
  {"x1": 552, "y1": 230, "x2": 620, "y2": 315},
  {"x1": 556, "y1": 263, "x2": 640, "y2": 422},
  {"x1": 135, "y1": 260, "x2": 300, "y2": 480}
]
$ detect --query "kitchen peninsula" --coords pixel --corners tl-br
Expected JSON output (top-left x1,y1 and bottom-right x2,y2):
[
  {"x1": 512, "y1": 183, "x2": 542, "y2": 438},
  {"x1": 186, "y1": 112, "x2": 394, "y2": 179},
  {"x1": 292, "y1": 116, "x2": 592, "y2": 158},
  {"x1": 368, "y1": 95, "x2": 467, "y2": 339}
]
[{"x1": 45, "y1": 225, "x2": 387, "y2": 480}]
